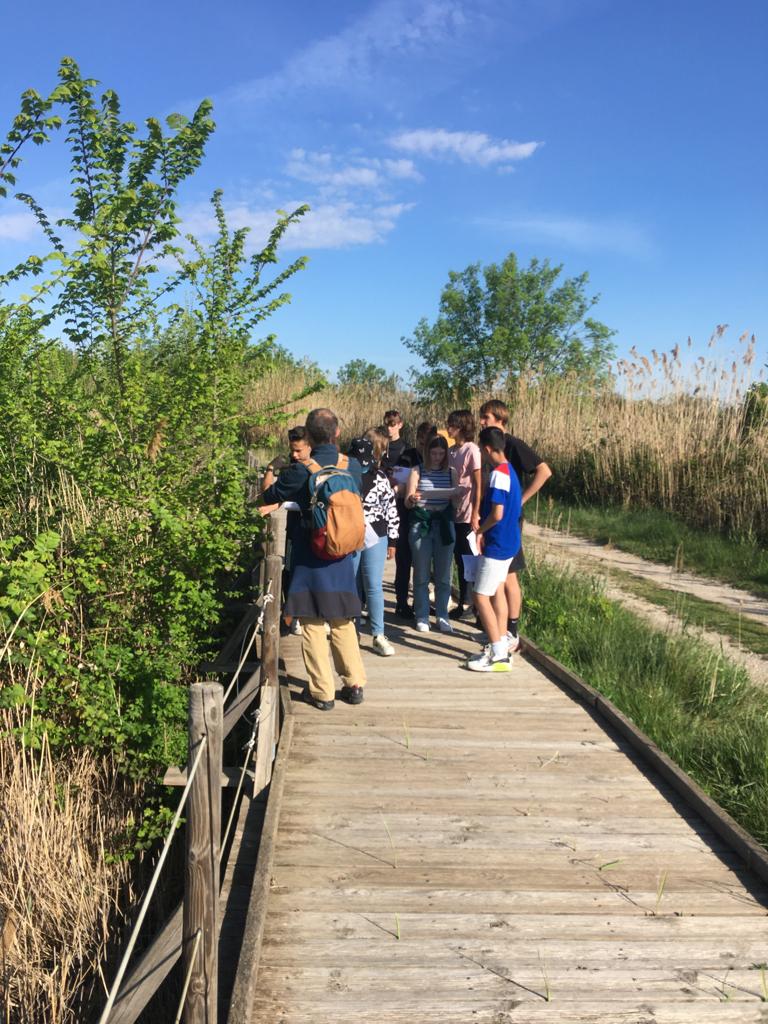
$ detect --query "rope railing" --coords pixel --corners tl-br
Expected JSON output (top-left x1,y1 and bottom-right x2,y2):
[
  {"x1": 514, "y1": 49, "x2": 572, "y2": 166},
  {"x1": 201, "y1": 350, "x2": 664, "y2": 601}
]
[
  {"x1": 222, "y1": 584, "x2": 274, "y2": 705},
  {"x1": 98, "y1": 736, "x2": 209, "y2": 1024}
]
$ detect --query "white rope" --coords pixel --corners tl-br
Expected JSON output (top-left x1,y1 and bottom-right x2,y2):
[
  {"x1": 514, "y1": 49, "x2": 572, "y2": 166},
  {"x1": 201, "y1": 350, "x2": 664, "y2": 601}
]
[
  {"x1": 221, "y1": 717, "x2": 260, "y2": 852},
  {"x1": 173, "y1": 928, "x2": 202, "y2": 1024},
  {"x1": 98, "y1": 736, "x2": 208, "y2": 1024},
  {"x1": 222, "y1": 582, "x2": 274, "y2": 705}
]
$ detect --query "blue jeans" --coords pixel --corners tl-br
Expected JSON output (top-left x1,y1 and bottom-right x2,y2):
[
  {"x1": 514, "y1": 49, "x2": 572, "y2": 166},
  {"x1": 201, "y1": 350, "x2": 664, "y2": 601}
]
[
  {"x1": 352, "y1": 535, "x2": 388, "y2": 637},
  {"x1": 409, "y1": 519, "x2": 455, "y2": 622}
]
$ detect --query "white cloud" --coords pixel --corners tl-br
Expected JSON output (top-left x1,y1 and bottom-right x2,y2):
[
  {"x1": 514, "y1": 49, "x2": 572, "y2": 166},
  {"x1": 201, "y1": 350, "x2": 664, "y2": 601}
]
[
  {"x1": 224, "y1": 0, "x2": 475, "y2": 105},
  {"x1": 181, "y1": 198, "x2": 414, "y2": 251},
  {"x1": 285, "y1": 148, "x2": 423, "y2": 192},
  {"x1": 390, "y1": 128, "x2": 541, "y2": 168},
  {"x1": 0, "y1": 211, "x2": 40, "y2": 242},
  {"x1": 488, "y1": 214, "x2": 653, "y2": 257}
]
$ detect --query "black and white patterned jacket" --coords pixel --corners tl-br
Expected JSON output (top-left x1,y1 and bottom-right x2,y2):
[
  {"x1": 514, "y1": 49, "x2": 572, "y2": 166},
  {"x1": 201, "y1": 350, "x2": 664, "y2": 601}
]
[{"x1": 361, "y1": 469, "x2": 399, "y2": 542}]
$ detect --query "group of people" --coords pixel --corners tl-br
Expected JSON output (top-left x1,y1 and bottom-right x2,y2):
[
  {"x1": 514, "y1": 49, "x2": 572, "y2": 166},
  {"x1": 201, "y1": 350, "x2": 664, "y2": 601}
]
[{"x1": 258, "y1": 403, "x2": 551, "y2": 710}]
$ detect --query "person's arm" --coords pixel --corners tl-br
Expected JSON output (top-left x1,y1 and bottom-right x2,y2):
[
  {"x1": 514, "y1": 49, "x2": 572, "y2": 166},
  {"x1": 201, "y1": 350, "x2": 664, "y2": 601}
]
[
  {"x1": 260, "y1": 460, "x2": 306, "y2": 508},
  {"x1": 261, "y1": 465, "x2": 277, "y2": 492},
  {"x1": 521, "y1": 461, "x2": 552, "y2": 505},
  {"x1": 475, "y1": 503, "x2": 504, "y2": 553},
  {"x1": 404, "y1": 467, "x2": 421, "y2": 508}
]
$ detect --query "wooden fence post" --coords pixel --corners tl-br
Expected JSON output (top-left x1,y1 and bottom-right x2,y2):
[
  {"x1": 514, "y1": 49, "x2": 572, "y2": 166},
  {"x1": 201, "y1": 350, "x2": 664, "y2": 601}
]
[
  {"x1": 184, "y1": 681, "x2": 223, "y2": 1024},
  {"x1": 253, "y1": 557, "x2": 282, "y2": 793}
]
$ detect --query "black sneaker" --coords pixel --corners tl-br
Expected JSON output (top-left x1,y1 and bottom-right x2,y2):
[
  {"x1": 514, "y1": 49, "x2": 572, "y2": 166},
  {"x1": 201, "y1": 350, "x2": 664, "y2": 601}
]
[
  {"x1": 303, "y1": 691, "x2": 334, "y2": 711},
  {"x1": 395, "y1": 604, "x2": 415, "y2": 620},
  {"x1": 449, "y1": 605, "x2": 465, "y2": 620},
  {"x1": 339, "y1": 685, "x2": 364, "y2": 705}
]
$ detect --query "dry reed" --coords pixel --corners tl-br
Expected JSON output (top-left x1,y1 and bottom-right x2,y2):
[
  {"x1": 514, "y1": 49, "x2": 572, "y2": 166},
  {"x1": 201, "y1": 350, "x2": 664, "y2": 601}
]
[
  {"x1": 243, "y1": 331, "x2": 767, "y2": 541},
  {"x1": 0, "y1": 718, "x2": 137, "y2": 1023}
]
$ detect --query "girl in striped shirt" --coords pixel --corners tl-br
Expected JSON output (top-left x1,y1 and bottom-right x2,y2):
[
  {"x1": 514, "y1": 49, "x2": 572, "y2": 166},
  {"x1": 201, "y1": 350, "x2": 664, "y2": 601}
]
[{"x1": 404, "y1": 435, "x2": 459, "y2": 633}]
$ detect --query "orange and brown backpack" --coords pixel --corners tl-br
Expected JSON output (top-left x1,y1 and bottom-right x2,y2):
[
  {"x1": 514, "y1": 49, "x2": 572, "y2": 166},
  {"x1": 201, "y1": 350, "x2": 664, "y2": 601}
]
[{"x1": 306, "y1": 455, "x2": 365, "y2": 560}]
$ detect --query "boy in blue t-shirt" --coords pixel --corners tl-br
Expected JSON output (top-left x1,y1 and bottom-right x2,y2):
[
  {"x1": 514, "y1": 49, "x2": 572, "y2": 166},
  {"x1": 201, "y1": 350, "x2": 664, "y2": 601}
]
[{"x1": 467, "y1": 426, "x2": 522, "y2": 673}]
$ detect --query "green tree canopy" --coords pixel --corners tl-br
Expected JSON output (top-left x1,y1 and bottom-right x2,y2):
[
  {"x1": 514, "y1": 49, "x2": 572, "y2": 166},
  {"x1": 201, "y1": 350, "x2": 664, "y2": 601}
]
[
  {"x1": 337, "y1": 357, "x2": 397, "y2": 388},
  {"x1": 403, "y1": 254, "x2": 616, "y2": 403}
]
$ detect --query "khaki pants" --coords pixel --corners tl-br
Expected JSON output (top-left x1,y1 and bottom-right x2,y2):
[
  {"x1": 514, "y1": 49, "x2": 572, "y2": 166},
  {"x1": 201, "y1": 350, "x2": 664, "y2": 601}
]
[{"x1": 301, "y1": 618, "x2": 367, "y2": 702}]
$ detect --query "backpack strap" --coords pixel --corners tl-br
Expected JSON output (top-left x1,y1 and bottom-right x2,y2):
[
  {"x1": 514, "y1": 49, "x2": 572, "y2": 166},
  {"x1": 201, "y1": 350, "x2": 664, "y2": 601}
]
[
  {"x1": 336, "y1": 454, "x2": 349, "y2": 470},
  {"x1": 307, "y1": 459, "x2": 322, "y2": 475}
]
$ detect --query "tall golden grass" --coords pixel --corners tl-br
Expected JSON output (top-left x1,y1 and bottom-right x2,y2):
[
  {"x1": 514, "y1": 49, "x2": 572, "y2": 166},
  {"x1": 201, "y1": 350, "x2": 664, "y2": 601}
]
[
  {"x1": 0, "y1": 720, "x2": 136, "y2": 1023},
  {"x1": 244, "y1": 331, "x2": 767, "y2": 541}
]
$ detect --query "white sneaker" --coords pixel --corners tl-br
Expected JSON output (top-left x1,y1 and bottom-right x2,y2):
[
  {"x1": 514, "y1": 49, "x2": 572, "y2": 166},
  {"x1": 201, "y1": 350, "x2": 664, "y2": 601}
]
[
  {"x1": 467, "y1": 649, "x2": 512, "y2": 673},
  {"x1": 507, "y1": 632, "x2": 521, "y2": 653},
  {"x1": 290, "y1": 618, "x2": 302, "y2": 636},
  {"x1": 372, "y1": 635, "x2": 395, "y2": 657},
  {"x1": 437, "y1": 618, "x2": 453, "y2": 634},
  {"x1": 415, "y1": 620, "x2": 430, "y2": 632}
]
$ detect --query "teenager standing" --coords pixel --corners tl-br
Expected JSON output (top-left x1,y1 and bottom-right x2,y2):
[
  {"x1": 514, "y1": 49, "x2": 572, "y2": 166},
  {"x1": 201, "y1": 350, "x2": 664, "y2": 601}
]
[
  {"x1": 477, "y1": 400, "x2": 552, "y2": 651},
  {"x1": 446, "y1": 409, "x2": 482, "y2": 621},
  {"x1": 404, "y1": 435, "x2": 458, "y2": 633}
]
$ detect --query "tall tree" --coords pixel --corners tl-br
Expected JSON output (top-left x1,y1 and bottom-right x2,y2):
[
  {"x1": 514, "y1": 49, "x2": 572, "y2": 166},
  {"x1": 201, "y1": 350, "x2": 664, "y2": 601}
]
[
  {"x1": 403, "y1": 254, "x2": 615, "y2": 403},
  {"x1": 337, "y1": 357, "x2": 398, "y2": 388}
]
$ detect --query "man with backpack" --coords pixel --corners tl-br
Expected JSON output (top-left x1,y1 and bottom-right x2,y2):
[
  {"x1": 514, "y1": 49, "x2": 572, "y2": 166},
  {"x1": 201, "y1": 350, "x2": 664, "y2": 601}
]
[{"x1": 259, "y1": 408, "x2": 367, "y2": 710}]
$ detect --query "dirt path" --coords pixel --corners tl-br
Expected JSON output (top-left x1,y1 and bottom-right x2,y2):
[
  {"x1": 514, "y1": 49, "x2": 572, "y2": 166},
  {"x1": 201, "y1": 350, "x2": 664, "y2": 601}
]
[{"x1": 524, "y1": 523, "x2": 768, "y2": 689}]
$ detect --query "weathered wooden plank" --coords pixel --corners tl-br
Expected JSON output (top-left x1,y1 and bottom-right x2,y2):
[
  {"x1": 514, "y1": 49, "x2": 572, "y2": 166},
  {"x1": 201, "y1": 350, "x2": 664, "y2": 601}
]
[
  {"x1": 248, "y1": 1006, "x2": 768, "y2": 1024},
  {"x1": 242, "y1": 564, "x2": 768, "y2": 1024}
]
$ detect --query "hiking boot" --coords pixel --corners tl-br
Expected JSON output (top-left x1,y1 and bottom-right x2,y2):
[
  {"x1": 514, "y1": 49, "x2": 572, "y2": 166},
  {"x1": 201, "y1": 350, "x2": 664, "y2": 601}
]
[
  {"x1": 466, "y1": 649, "x2": 512, "y2": 673},
  {"x1": 372, "y1": 635, "x2": 395, "y2": 657},
  {"x1": 303, "y1": 691, "x2": 335, "y2": 711},
  {"x1": 340, "y1": 685, "x2": 364, "y2": 705}
]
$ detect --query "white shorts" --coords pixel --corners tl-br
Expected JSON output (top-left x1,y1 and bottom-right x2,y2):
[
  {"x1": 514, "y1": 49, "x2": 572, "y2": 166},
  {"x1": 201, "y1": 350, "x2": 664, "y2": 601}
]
[{"x1": 473, "y1": 555, "x2": 513, "y2": 596}]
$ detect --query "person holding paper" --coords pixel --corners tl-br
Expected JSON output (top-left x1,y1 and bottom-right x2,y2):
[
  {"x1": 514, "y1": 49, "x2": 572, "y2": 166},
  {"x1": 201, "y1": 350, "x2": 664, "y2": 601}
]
[
  {"x1": 466, "y1": 427, "x2": 522, "y2": 673},
  {"x1": 404, "y1": 435, "x2": 459, "y2": 633},
  {"x1": 347, "y1": 433, "x2": 399, "y2": 657},
  {"x1": 446, "y1": 409, "x2": 482, "y2": 621}
]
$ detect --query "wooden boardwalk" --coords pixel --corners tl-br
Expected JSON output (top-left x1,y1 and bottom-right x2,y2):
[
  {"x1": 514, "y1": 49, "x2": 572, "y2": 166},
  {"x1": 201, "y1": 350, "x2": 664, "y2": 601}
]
[{"x1": 243, "y1": 566, "x2": 768, "y2": 1024}]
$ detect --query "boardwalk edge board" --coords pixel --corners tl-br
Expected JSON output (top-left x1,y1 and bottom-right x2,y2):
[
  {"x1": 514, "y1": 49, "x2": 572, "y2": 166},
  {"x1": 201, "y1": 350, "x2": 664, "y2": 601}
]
[
  {"x1": 522, "y1": 636, "x2": 768, "y2": 885},
  {"x1": 227, "y1": 681, "x2": 295, "y2": 1024}
]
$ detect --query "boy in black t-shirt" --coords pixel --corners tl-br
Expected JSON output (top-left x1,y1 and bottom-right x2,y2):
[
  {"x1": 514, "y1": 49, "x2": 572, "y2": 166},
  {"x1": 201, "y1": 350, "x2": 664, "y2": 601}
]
[{"x1": 477, "y1": 400, "x2": 552, "y2": 651}]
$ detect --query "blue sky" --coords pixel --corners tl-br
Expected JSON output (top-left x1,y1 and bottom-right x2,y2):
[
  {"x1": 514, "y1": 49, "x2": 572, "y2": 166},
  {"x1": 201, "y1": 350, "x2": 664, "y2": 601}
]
[{"x1": 1, "y1": 0, "x2": 766, "y2": 381}]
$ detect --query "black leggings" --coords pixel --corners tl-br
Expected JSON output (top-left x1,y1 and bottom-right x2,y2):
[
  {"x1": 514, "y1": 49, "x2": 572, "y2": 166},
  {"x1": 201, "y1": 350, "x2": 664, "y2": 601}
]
[{"x1": 453, "y1": 522, "x2": 473, "y2": 609}]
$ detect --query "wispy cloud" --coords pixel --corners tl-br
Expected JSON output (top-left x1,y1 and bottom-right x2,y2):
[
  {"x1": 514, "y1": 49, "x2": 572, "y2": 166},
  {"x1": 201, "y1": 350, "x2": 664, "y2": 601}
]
[
  {"x1": 390, "y1": 128, "x2": 541, "y2": 169},
  {"x1": 0, "y1": 211, "x2": 39, "y2": 242},
  {"x1": 182, "y1": 198, "x2": 414, "y2": 251},
  {"x1": 285, "y1": 148, "x2": 422, "y2": 191},
  {"x1": 224, "y1": 0, "x2": 476, "y2": 105},
  {"x1": 485, "y1": 213, "x2": 653, "y2": 257}
]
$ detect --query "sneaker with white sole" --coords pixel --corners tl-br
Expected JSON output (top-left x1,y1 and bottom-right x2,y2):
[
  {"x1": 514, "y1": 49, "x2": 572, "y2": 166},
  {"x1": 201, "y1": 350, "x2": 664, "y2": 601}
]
[
  {"x1": 372, "y1": 634, "x2": 395, "y2": 656},
  {"x1": 415, "y1": 620, "x2": 430, "y2": 632},
  {"x1": 467, "y1": 649, "x2": 512, "y2": 672},
  {"x1": 437, "y1": 618, "x2": 453, "y2": 634}
]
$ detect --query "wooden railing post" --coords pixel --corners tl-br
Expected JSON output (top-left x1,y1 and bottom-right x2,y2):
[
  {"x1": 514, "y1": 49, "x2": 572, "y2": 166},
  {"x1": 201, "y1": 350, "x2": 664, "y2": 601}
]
[
  {"x1": 253, "y1": 557, "x2": 282, "y2": 792},
  {"x1": 184, "y1": 681, "x2": 223, "y2": 1024}
]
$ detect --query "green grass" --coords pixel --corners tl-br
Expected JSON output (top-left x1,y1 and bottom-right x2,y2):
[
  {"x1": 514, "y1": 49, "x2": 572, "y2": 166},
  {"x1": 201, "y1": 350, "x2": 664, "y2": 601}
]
[
  {"x1": 604, "y1": 566, "x2": 768, "y2": 659},
  {"x1": 522, "y1": 557, "x2": 768, "y2": 848},
  {"x1": 531, "y1": 499, "x2": 768, "y2": 600}
]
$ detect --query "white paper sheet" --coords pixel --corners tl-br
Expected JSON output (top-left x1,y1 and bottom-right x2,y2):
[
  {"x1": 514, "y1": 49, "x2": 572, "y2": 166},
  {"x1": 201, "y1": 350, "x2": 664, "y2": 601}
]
[{"x1": 467, "y1": 531, "x2": 481, "y2": 556}]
